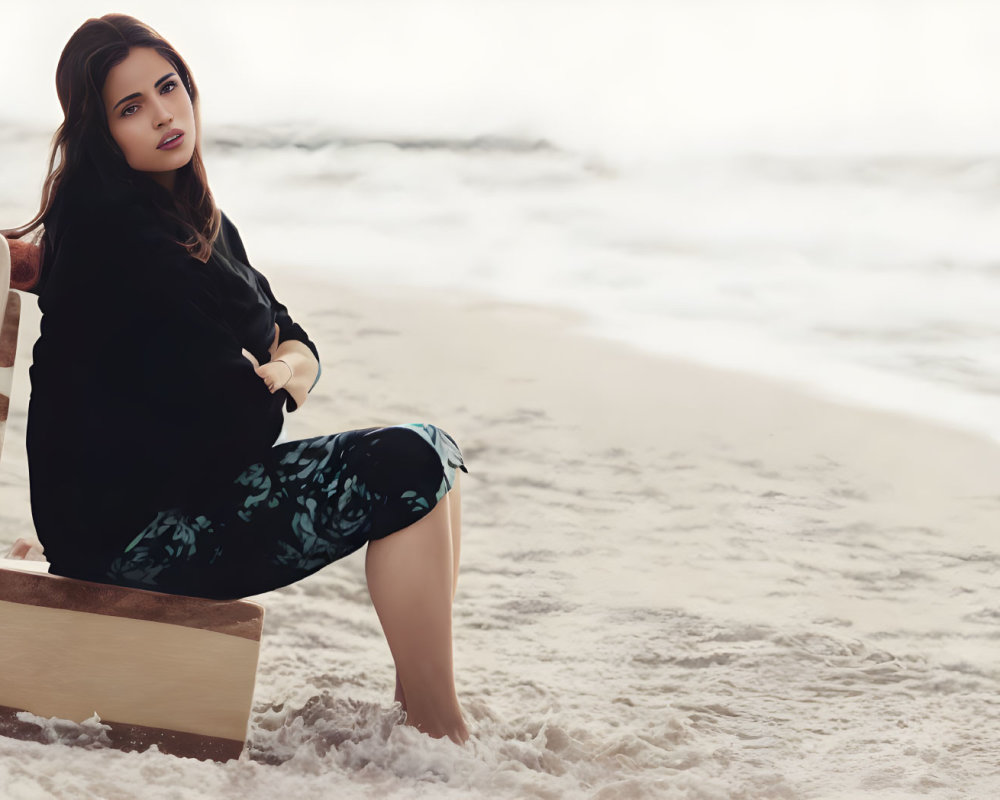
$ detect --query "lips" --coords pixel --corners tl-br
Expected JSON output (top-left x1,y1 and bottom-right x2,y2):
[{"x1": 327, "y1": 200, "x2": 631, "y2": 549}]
[{"x1": 157, "y1": 128, "x2": 185, "y2": 149}]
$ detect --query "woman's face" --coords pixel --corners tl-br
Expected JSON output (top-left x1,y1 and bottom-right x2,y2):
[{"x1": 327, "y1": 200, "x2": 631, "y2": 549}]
[{"x1": 102, "y1": 47, "x2": 197, "y2": 192}]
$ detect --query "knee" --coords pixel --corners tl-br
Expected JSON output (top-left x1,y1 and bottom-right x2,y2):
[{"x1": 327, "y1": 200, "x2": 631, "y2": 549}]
[{"x1": 355, "y1": 426, "x2": 443, "y2": 484}]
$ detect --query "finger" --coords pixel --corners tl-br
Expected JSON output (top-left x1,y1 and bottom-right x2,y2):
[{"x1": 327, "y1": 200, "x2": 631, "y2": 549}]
[{"x1": 241, "y1": 348, "x2": 260, "y2": 368}]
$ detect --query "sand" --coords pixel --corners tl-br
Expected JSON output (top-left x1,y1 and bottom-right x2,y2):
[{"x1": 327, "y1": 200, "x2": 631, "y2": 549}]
[{"x1": 1, "y1": 273, "x2": 999, "y2": 798}]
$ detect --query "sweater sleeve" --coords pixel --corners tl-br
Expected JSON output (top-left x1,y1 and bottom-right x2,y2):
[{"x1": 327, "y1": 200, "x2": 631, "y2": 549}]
[{"x1": 218, "y1": 212, "x2": 322, "y2": 411}]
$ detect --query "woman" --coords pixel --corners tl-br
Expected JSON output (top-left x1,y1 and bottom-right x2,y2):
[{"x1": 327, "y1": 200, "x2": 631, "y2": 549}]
[{"x1": 1, "y1": 14, "x2": 470, "y2": 744}]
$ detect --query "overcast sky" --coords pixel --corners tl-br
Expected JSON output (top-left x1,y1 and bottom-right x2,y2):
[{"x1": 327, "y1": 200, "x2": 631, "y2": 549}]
[{"x1": 4, "y1": 0, "x2": 1000, "y2": 163}]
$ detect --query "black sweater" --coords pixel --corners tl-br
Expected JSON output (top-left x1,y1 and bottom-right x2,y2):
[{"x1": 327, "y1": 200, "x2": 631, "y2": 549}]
[{"x1": 25, "y1": 191, "x2": 320, "y2": 579}]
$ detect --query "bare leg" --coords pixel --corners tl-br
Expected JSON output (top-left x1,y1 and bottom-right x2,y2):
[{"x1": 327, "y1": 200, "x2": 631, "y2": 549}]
[
  {"x1": 448, "y1": 474, "x2": 463, "y2": 601},
  {"x1": 366, "y1": 491, "x2": 469, "y2": 744},
  {"x1": 395, "y1": 475, "x2": 463, "y2": 711}
]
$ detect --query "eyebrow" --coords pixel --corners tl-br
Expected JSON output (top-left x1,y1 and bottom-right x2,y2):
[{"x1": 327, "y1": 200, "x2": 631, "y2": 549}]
[{"x1": 112, "y1": 73, "x2": 177, "y2": 111}]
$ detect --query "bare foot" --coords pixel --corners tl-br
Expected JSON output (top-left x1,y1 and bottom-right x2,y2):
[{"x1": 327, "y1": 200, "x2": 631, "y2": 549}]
[
  {"x1": 394, "y1": 672, "x2": 469, "y2": 744},
  {"x1": 408, "y1": 712, "x2": 470, "y2": 745}
]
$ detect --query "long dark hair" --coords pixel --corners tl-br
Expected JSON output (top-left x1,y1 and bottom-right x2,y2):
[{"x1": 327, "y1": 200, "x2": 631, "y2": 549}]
[{"x1": 1, "y1": 13, "x2": 220, "y2": 271}]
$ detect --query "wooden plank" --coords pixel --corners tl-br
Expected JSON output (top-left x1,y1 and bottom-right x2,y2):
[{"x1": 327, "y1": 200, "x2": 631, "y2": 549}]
[
  {"x1": 0, "y1": 704, "x2": 245, "y2": 762},
  {"x1": 0, "y1": 599, "x2": 260, "y2": 740},
  {"x1": 0, "y1": 568, "x2": 264, "y2": 640},
  {"x1": 0, "y1": 287, "x2": 19, "y2": 459},
  {"x1": 0, "y1": 289, "x2": 17, "y2": 369},
  {"x1": 0, "y1": 236, "x2": 8, "y2": 368}
]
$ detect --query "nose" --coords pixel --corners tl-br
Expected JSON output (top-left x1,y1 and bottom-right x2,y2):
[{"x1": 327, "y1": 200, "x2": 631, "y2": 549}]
[{"x1": 150, "y1": 98, "x2": 173, "y2": 128}]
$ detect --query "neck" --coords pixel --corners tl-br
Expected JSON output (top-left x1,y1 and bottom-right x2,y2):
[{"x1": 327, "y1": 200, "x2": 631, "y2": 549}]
[{"x1": 151, "y1": 170, "x2": 176, "y2": 193}]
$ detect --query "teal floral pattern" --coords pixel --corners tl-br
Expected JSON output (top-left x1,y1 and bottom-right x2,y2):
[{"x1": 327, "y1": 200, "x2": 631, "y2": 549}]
[{"x1": 102, "y1": 424, "x2": 468, "y2": 600}]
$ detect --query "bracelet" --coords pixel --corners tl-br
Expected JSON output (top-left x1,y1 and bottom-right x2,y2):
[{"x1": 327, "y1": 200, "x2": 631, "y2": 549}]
[{"x1": 274, "y1": 359, "x2": 293, "y2": 385}]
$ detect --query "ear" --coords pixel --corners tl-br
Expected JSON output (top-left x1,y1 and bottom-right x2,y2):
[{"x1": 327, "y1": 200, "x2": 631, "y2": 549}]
[{"x1": 6, "y1": 238, "x2": 41, "y2": 291}]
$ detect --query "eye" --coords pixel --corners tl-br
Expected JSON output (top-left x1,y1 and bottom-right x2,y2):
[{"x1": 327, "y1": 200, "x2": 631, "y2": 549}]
[{"x1": 118, "y1": 80, "x2": 179, "y2": 118}]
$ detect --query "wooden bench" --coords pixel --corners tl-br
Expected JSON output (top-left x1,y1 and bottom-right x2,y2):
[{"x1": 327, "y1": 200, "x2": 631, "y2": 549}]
[{"x1": 0, "y1": 235, "x2": 265, "y2": 762}]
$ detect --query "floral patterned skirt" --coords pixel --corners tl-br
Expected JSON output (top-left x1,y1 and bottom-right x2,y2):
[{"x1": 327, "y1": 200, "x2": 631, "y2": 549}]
[{"x1": 99, "y1": 423, "x2": 468, "y2": 600}]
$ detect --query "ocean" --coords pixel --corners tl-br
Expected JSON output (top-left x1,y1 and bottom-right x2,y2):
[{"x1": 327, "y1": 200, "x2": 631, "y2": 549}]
[{"x1": 4, "y1": 125, "x2": 999, "y2": 444}]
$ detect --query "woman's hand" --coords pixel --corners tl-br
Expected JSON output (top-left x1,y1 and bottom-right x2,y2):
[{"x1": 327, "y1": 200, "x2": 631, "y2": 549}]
[
  {"x1": 242, "y1": 327, "x2": 316, "y2": 408},
  {"x1": 257, "y1": 359, "x2": 293, "y2": 393},
  {"x1": 241, "y1": 347, "x2": 293, "y2": 393}
]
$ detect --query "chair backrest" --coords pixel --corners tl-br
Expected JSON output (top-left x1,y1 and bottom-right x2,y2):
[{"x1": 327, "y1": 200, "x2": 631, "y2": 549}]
[{"x1": 0, "y1": 236, "x2": 20, "y2": 460}]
